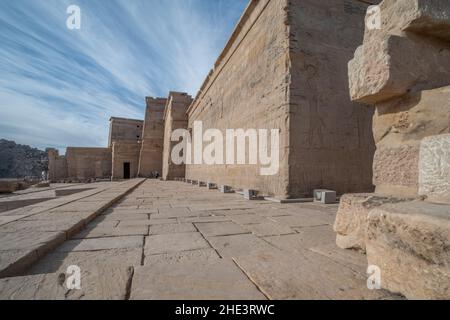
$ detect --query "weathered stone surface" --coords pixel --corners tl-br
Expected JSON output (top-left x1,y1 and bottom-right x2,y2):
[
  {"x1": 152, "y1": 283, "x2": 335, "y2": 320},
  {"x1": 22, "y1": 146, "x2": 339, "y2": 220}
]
[
  {"x1": 208, "y1": 234, "x2": 277, "y2": 259},
  {"x1": 366, "y1": 201, "x2": 450, "y2": 299},
  {"x1": 0, "y1": 266, "x2": 133, "y2": 300},
  {"x1": 28, "y1": 248, "x2": 142, "y2": 275},
  {"x1": 269, "y1": 211, "x2": 334, "y2": 228},
  {"x1": 145, "y1": 232, "x2": 210, "y2": 256},
  {"x1": 371, "y1": 0, "x2": 450, "y2": 40},
  {"x1": 0, "y1": 180, "x2": 19, "y2": 193},
  {"x1": 334, "y1": 194, "x2": 411, "y2": 251},
  {"x1": 57, "y1": 236, "x2": 144, "y2": 252},
  {"x1": 73, "y1": 225, "x2": 148, "y2": 239},
  {"x1": 195, "y1": 221, "x2": 249, "y2": 237},
  {"x1": 233, "y1": 250, "x2": 389, "y2": 300},
  {"x1": 243, "y1": 222, "x2": 294, "y2": 237},
  {"x1": 149, "y1": 223, "x2": 196, "y2": 235},
  {"x1": 351, "y1": 35, "x2": 450, "y2": 104},
  {"x1": 145, "y1": 249, "x2": 220, "y2": 267},
  {"x1": 130, "y1": 260, "x2": 266, "y2": 300},
  {"x1": 266, "y1": 225, "x2": 335, "y2": 250},
  {"x1": 186, "y1": 0, "x2": 375, "y2": 198},
  {"x1": 419, "y1": 134, "x2": 450, "y2": 203}
]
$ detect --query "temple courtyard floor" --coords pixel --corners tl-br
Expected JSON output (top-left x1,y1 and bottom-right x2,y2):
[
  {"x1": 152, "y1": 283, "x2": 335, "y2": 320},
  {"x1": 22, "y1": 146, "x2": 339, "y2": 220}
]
[{"x1": 0, "y1": 179, "x2": 401, "y2": 300}]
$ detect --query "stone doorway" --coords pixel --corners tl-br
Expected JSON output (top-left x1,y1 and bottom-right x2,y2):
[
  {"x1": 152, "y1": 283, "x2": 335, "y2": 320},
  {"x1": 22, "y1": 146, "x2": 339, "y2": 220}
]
[{"x1": 123, "y1": 162, "x2": 131, "y2": 179}]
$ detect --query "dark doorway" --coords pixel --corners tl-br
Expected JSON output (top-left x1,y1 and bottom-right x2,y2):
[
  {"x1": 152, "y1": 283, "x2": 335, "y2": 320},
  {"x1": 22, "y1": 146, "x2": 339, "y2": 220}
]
[{"x1": 123, "y1": 162, "x2": 131, "y2": 179}]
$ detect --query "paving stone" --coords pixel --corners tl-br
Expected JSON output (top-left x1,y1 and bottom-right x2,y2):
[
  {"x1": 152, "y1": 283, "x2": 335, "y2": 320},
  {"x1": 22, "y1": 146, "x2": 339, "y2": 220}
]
[
  {"x1": 101, "y1": 213, "x2": 150, "y2": 221},
  {"x1": 269, "y1": 212, "x2": 335, "y2": 228},
  {"x1": 145, "y1": 249, "x2": 220, "y2": 267},
  {"x1": 118, "y1": 218, "x2": 177, "y2": 227},
  {"x1": 265, "y1": 225, "x2": 336, "y2": 250},
  {"x1": 195, "y1": 221, "x2": 249, "y2": 237},
  {"x1": 73, "y1": 225, "x2": 148, "y2": 239},
  {"x1": 230, "y1": 213, "x2": 271, "y2": 225},
  {"x1": 27, "y1": 248, "x2": 143, "y2": 275},
  {"x1": 130, "y1": 260, "x2": 266, "y2": 300},
  {"x1": 144, "y1": 233, "x2": 210, "y2": 255},
  {"x1": 309, "y1": 243, "x2": 368, "y2": 277},
  {"x1": 0, "y1": 230, "x2": 66, "y2": 251},
  {"x1": 149, "y1": 223, "x2": 196, "y2": 235},
  {"x1": 57, "y1": 236, "x2": 144, "y2": 252},
  {"x1": 233, "y1": 250, "x2": 390, "y2": 300},
  {"x1": 243, "y1": 222, "x2": 295, "y2": 237},
  {"x1": 0, "y1": 249, "x2": 39, "y2": 278},
  {"x1": 208, "y1": 234, "x2": 278, "y2": 259},
  {"x1": 0, "y1": 266, "x2": 133, "y2": 300}
]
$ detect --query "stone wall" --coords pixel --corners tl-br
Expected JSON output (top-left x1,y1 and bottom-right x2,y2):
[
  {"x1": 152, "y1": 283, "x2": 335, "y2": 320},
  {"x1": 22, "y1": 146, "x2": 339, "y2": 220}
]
[
  {"x1": 65, "y1": 147, "x2": 112, "y2": 180},
  {"x1": 185, "y1": 0, "x2": 376, "y2": 198},
  {"x1": 349, "y1": 0, "x2": 450, "y2": 198},
  {"x1": 108, "y1": 117, "x2": 144, "y2": 147},
  {"x1": 162, "y1": 92, "x2": 192, "y2": 181},
  {"x1": 112, "y1": 142, "x2": 141, "y2": 180},
  {"x1": 138, "y1": 97, "x2": 166, "y2": 177},
  {"x1": 47, "y1": 148, "x2": 67, "y2": 182},
  {"x1": 287, "y1": 0, "x2": 376, "y2": 196},
  {"x1": 335, "y1": 0, "x2": 450, "y2": 299}
]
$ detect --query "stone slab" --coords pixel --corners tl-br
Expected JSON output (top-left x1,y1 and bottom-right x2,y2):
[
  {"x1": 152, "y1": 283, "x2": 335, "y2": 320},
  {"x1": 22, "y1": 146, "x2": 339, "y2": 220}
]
[
  {"x1": 195, "y1": 221, "x2": 249, "y2": 237},
  {"x1": 243, "y1": 222, "x2": 295, "y2": 237},
  {"x1": 57, "y1": 236, "x2": 144, "y2": 252},
  {"x1": 0, "y1": 266, "x2": 133, "y2": 300},
  {"x1": 366, "y1": 201, "x2": 450, "y2": 299},
  {"x1": 149, "y1": 223, "x2": 196, "y2": 235},
  {"x1": 234, "y1": 250, "x2": 391, "y2": 300},
  {"x1": 419, "y1": 133, "x2": 450, "y2": 203},
  {"x1": 145, "y1": 248, "x2": 220, "y2": 267},
  {"x1": 130, "y1": 260, "x2": 266, "y2": 300},
  {"x1": 208, "y1": 234, "x2": 278, "y2": 259},
  {"x1": 265, "y1": 225, "x2": 335, "y2": 250},
  {"x1": 73, "y1": 225, "x2": 148, "y2": 239},
  {"x1": 144, "y1": 232, "x2": 210, "y2": 255}
]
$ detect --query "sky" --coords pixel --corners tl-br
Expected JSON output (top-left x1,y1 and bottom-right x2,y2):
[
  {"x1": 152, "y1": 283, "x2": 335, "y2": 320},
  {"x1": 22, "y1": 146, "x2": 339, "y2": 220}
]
[{"x1": 0, "y1": 0, "x2": 248, "y2": 152}]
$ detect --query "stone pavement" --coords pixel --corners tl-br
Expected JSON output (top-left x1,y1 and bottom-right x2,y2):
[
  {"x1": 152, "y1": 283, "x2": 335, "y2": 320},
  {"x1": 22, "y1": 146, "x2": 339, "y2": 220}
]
[{"x1": 0, "y1": 179, "x2": 400, "y2": 300}]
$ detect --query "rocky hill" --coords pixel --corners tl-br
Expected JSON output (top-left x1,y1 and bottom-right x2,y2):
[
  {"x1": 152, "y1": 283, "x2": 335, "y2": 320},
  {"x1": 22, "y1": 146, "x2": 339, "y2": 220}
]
[{"x1": 0, "y1": 139, "x2": 48, "y2": 179}]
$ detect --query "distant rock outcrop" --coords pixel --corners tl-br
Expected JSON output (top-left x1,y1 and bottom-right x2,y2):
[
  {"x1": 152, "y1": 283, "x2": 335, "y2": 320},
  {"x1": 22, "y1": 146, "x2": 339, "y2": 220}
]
[{"x1": 0, "y1": 139, "x2": 48, "y2": 179}]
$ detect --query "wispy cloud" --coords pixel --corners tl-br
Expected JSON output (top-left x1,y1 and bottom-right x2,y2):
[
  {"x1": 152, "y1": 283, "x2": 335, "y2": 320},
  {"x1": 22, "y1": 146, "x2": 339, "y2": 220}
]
[{"x1": 0, "y1": 0, "x2": 247, "y2": 152}]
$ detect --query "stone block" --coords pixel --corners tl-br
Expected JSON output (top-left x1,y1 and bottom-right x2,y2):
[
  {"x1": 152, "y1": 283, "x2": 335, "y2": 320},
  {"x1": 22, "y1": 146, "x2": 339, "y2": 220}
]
[
  {"x1": 198, "y1": 181, "x2": 207, "y2": 187},
  {"x1": 144, "y1": 232, "x2": 210, "y2": 256},
  {"x1": 243, "y1": 189, "x2": 263, "y2": 200},
  {"x1": 195, "y1": 221, "x2": 249, "y2": 237},
  {"x1": 349, "y1": 35, "x2": 450, "y2": 104},
  {"x1": 314, "y1": 190, "x2": 337, "y2": 204},
  {"x1": 191, "y1": 180, "x2": 198, "y2": 185},
  {"x1": 366, "y1": 201, "x2": 450, "y2": 299},
  {"x1": 0, "y1": 180, "x2": 19, "y2": 194},
  {"x1": 207, "y1": 182, "x2": 218, "y2": 189},
  {"x1": 419, "y1": 134, "x2": 450, "y2": 203},
  {"x1": 130, "y1": 260, "x2": 266, "y2": 300},
  {"x1": 373, "y1": 144, "x2": 420, "y2": 197},
  {"x1": 219, "y1": 185, "x2": 234, "y2": 194},
  {"x1": 334, "y1": 194, "x2": 411, "y2": 252},
  {"x1": 56, "y1": 236, "x2": 144, "y2": 252}
]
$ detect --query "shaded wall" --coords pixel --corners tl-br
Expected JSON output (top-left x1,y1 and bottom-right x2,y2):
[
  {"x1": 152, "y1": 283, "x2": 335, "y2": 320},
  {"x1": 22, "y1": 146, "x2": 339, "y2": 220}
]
[
  {"x1": 65, "y1": 147, "x2": 112, "y2": 180},
  {"x1": 138, "y1": 97, "x2": 166, "y2": 177},
  {"x1": 162, "y1": 92, "x2": 192, "y2": 180},
  {"x1": 287, "y1": 0, "x2": 376, "y2": 197}
]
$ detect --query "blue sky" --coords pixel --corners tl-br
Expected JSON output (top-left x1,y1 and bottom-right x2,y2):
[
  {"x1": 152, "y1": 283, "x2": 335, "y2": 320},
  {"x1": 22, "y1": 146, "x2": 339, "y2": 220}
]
[{"x1": 0, "y1": 0, "x2": 247, "y2": 152}]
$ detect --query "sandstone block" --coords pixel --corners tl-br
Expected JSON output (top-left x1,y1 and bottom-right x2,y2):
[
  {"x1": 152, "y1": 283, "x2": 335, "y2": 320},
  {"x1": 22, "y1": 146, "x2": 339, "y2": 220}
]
[
  {"x1": 349, "y1": 35, "x2": 450, "y2": 104},
  {"x1": 419, "y1": 134, "x2": 450, "y2": 203},
  {"x1": 366, "y1": 201, "x2": 450, "y2": 299},
  {"x1": 0, "y1": 180, "x2": 19, "y2": 194},
  {"x1": 334, "y1": 194, "x2": 411, "y2": 252},
  {"x1": 373, "y1": 144, "x2": 420, "y2": 197}
]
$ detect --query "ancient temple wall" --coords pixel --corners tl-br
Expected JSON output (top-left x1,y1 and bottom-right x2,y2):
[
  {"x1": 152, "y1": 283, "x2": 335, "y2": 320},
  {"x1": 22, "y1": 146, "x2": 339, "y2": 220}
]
[
  {"x1": 162, "y1": 92, "x2": 192, "y2": 181},
  {"x1": 186, "y1": 0, "x2": 291, "y2": 198},
  {"x1": 47, "y1": 148, "x2": 68, "y2": 182},
  {"x1": 108, "y1": 117, "x2": 144, "y2": 147},
  {"x1": 112, "y1": 142, "x2": 141, "y2": 180},
  {"x1": 287, "y1": 0, "x2": 377, "y2": 197},
  {"x1": 65, "y1": 147, "x2": 112, "y2": 180},
  {"x1": 138, "y1": 97, "x2": 166, "y2": 177}
]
